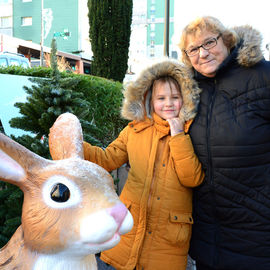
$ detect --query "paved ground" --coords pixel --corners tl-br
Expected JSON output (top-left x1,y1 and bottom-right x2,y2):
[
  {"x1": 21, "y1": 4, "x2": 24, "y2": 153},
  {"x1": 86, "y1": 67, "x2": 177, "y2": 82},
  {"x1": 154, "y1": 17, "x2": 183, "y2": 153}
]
[
  {"x1": 96, "y1": 255, "x2": 197, "y2": 270},
  {"x1": 187, "y1": 255, "x2": 197, "y2": 270},
  {"x1": 96, "y1": 255, "x2": 115, "y2": 270}
]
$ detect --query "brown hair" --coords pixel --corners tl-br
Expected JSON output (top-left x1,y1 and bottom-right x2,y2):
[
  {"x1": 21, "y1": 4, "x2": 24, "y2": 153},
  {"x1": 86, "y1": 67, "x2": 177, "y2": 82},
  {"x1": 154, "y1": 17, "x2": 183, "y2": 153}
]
[
  {"x1": 145, "y1": 76, "x2": 182, "y2": 117},
  {"x1": 178, "y1": 16, "x2": 238, "y2": 66}
]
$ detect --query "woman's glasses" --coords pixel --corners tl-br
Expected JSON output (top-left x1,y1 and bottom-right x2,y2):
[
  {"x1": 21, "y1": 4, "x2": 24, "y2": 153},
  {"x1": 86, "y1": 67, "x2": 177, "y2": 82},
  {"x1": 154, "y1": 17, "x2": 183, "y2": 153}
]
[{"x1": 185, "y1": 34, "x2": 222, "y2": 57}]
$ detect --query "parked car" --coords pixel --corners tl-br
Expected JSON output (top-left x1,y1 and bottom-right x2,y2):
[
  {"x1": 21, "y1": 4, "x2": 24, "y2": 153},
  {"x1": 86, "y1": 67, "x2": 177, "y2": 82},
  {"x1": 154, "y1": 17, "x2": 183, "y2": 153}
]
[{"x1": 0, "y1": 52, "x2": 30, "y2": 68}]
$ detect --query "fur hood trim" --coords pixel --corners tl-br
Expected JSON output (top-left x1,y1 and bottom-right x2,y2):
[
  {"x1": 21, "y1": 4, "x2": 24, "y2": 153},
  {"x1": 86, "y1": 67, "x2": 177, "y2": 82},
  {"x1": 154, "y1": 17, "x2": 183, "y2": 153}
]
[
  {"x1": 121, "y1": 59, "x2": 202, "y2": 121},
  {"x1": 233, "y1": 25, "x2": 264, "y2": 67}
]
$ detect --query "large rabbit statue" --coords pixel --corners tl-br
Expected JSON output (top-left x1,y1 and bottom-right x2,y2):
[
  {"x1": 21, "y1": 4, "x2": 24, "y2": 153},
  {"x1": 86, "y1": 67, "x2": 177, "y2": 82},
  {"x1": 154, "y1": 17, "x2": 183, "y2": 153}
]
[{"x1": 0, "y1": 112, "x2": 133, "y2": 270}]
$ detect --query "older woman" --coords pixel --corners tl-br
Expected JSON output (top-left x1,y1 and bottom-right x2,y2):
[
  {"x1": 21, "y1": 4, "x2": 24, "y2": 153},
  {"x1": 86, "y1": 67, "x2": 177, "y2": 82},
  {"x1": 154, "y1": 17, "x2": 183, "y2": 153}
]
[{"x1": 178, "y1": 16, "x2": 270, "y2": 270}]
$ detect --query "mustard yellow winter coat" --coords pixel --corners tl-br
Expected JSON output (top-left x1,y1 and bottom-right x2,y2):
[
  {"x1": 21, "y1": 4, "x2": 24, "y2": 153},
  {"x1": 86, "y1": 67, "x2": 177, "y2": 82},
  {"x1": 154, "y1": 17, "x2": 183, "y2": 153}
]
[{"x1": 83, "y1": 59, "x2": 204, "y2": 270}]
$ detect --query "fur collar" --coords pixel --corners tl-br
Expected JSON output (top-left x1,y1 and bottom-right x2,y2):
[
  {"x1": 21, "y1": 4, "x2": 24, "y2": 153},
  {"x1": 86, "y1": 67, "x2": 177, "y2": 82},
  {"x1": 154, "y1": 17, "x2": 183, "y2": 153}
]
[
  {"x1": 121, "y1": 59, "x2": 201, "y2": 122},
  {"x1": 232, "y1": 25, "x2": 264, "y2": 67}
]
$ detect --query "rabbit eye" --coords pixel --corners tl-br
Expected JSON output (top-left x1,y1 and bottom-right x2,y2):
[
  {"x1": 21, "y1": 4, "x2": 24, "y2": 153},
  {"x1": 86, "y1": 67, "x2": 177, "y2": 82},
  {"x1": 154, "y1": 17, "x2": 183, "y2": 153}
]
[
  {"x1": 50, "y1": 183, "x2": 70, "y2": 202},
  {"x1": 44, "y1": 176, "x2": 81, "y2": 208}
]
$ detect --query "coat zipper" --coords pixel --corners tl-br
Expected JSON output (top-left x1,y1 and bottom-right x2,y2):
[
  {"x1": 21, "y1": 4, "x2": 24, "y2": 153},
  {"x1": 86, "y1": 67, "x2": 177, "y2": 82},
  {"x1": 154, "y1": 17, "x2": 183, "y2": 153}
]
[
  {"x1": 207, "y1": 79, "x2": 217, "y2": 185},
  {"x1": 207, "y1": 79, "x2": 219, "y2": 265},
  {"x1": 147, "y1": 172, "x2": 156, "y2": 212}
]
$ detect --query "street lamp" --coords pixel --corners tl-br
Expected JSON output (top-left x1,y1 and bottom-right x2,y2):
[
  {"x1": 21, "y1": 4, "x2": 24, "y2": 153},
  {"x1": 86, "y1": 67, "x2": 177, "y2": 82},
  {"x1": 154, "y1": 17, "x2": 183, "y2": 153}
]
[{"x1": 163, "y1": 0, "x2": 170, "y2": 57}]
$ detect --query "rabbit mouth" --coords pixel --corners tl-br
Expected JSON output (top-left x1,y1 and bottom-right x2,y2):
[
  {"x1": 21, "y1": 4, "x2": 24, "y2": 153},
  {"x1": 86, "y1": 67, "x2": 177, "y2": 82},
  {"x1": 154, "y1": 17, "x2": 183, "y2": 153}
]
[
  {"x1": 84, "y1": 232, "x2": 121, "y2": 249},
  {"x1": 58, "y1": 232, "x2": 121, "y2": 256},
  {"x1": 80, "y1": 232, "x2": 120, "y2": 253}
]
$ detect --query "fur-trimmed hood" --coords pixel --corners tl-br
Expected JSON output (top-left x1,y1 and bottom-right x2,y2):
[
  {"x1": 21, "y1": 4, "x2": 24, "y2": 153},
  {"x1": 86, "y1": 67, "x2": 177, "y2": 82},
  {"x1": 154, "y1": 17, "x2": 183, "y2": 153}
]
[
  {"x1": 232, "y1": 25, "x2": 264, "y2": 67},
  {"x1": 121, "y1": 59, "x2": 202, "y2": 122}
]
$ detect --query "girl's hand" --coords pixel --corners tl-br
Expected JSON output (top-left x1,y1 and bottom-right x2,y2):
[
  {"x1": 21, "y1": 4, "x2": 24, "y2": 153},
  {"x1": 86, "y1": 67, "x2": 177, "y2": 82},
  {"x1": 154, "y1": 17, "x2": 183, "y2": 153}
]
[{"x1": 167, "y1": 118, "x2": 185, "y2": 136}]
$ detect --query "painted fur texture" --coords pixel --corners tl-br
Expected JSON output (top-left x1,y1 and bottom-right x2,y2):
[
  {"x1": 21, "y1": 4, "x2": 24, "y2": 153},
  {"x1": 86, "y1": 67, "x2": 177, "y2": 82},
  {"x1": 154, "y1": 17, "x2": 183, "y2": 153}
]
[{"x1": 0, "y1": 113, "x2": 133, "y2": 270}]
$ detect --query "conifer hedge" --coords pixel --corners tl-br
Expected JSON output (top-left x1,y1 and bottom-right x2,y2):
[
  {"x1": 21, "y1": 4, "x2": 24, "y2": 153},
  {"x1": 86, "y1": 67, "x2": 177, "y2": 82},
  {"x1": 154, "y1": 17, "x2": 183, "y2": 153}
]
[{"x1": 88, "y1": 0, "x2": 133, "y2": 82}]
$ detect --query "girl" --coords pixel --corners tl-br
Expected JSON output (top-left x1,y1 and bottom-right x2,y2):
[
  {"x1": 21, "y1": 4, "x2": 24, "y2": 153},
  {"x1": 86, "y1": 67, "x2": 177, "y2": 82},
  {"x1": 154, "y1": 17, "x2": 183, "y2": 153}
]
[{"x1": 83, "y1": 59, "x2": 204, "y2": 270}]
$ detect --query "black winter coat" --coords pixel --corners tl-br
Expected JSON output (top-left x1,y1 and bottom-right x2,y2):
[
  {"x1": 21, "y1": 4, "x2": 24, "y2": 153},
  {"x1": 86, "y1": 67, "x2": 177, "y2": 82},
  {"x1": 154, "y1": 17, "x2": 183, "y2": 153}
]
[{"x1": 189, "y1": 26, "x2": 270, "y2": 270}]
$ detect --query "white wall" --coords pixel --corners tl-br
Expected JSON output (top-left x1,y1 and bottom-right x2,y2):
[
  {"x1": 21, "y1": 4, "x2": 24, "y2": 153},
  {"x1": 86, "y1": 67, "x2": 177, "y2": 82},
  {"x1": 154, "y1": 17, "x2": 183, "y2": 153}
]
[{"x1": 0, "y1": 74, "x2": 33, "y2": 137}]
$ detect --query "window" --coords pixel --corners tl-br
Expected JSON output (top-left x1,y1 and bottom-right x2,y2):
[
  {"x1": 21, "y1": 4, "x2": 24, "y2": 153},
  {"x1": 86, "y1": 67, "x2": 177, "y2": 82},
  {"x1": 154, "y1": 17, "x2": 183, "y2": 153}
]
[
  {"x1": 0, "y1": 58, "x2": 8, "y2": 67},
  {"x1": 22, "y1": 0, "x2": 32, "y2": 2},
  {"x1": 150, "y1": 23, "x2": 155, "y2": 31},
  {"x1": 10, "y1": 58, "x2": 20, "y2": 66},
  {"x1": 150, "y1": 5, "x2": 155, "y2": 14},
  {"x1": 21, "y1": 17, "x2": 32, "y2": 26},
  {"x1": 0, "y1": 17, "x2": 12, "y2": 28},
  {"x1": 21, "y1": 61, "x2": 30, "y2": 68}
]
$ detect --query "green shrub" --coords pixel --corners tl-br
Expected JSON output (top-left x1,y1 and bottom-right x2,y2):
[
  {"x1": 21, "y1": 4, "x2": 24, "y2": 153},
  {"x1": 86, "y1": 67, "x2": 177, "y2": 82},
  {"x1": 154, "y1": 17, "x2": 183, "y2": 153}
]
[
  {"x1": 0, "y1": 65, "x2": 52, "y2": 77},
  {"x1": 75, "y1": 75, "x2": 128, "y2": 145}
]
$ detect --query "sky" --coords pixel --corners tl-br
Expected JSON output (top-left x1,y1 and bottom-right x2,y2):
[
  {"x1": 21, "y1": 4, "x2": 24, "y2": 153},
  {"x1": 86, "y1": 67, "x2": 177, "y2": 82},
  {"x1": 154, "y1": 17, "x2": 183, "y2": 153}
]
[{"x1": 172, "y1": 0, "x2": 270, "y2": 59}]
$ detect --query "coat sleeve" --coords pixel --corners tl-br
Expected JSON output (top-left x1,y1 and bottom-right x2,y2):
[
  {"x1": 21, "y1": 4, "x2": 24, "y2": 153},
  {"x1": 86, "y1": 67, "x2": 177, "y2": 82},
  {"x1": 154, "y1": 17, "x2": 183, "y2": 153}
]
[
  {"x1": 169, "y1": 133, "x2": 205, "y2": 187},
  {"x1": 83, "y1": 126, "x2": 129, "y2": 172}
]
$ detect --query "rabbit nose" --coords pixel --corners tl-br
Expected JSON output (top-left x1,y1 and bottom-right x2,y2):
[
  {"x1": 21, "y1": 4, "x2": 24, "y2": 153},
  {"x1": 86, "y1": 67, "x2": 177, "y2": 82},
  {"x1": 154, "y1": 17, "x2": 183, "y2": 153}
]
[{"x1": 106, "y1": 203, "x2": 127, "y2": 228}]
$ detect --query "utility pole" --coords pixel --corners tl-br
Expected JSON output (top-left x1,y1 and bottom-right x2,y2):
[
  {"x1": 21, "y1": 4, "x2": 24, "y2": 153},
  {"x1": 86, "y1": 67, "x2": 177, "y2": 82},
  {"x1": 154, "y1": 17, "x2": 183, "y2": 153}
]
[
  {"x1": 163, "y1": 0, "x2": 170, "y2": 57},
  {"x1": 40, "y1": 0, "x2": 44, "y2": 66}
]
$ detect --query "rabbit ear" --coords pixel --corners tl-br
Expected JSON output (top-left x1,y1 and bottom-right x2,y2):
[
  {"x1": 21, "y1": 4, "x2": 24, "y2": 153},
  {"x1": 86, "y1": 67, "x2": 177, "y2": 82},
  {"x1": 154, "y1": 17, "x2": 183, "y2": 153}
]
[
  {"x1": 0, "y1": 133, "x2": 47, "y2": 186},
  {"x1": 49, "y1": 113, "x2": 84, "y2": 160},
  {"x1": 0, "y1": 148, "x2": 25, "y2": 183}
]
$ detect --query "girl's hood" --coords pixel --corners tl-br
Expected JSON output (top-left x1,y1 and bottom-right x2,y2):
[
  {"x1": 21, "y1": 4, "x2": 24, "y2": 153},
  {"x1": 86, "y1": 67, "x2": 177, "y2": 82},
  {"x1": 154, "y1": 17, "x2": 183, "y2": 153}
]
[{"x1": 121, "y1": 59, "x2": 202, "y2": 122}]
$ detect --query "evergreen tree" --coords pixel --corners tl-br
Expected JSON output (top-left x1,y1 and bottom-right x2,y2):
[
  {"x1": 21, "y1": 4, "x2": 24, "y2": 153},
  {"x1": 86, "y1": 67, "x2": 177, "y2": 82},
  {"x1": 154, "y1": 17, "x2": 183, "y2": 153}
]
[
  {"x1": 88, "y1": 0, "x2": 133, "y2": 82},
  {"x1": 10, "y1": 38, "x2": 103, "y2": 155},
  {"x1": 0, "y1": 182, "x2": 23, "y2": 248}
]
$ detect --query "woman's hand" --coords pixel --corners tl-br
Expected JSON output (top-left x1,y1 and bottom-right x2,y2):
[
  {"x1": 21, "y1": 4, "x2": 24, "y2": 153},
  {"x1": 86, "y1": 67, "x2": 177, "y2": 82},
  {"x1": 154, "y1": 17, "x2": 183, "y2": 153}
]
[{"x1": 167, "y1": 118, "x2": 185, "y2": 136}]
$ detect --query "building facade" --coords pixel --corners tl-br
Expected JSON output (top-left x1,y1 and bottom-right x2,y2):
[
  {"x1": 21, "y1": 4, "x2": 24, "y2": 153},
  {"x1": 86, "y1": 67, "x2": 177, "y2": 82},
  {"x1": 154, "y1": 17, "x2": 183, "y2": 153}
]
[
  {"x1": 12, "y1": 0, "x2": 91, "y2": 60},
  {"x1": 0, "y1": 0, "x2": 13, "y2": 36},
  {"x1": 128, "y1": 0, "x2": 175, "y2": 74},
  {"x1": 147, "y1": 0, "x2": 174, "y2": 58},
  {"x1": 1, "y1": 0, "x2": 176, "y2": 75}
]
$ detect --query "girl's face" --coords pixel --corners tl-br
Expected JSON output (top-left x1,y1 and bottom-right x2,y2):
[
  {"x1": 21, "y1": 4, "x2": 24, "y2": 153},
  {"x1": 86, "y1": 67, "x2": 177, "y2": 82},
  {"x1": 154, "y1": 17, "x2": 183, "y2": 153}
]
[{"x1": 152, "y1": 80, "x2": 183, "y2": 120}]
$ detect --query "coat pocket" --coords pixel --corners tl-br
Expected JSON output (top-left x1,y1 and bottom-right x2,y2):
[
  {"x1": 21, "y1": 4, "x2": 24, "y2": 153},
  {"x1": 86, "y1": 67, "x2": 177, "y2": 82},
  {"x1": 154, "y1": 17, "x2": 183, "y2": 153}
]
[{"x1": 164, "y1": 211, "x2": 193, "y2": 245}]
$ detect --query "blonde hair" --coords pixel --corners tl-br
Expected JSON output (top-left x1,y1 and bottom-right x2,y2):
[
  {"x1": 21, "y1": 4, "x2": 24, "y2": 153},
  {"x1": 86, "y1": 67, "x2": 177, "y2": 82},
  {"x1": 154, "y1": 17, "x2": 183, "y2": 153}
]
[{"x1": 178, "y1": 16, "x2": 238, "y2": 66}]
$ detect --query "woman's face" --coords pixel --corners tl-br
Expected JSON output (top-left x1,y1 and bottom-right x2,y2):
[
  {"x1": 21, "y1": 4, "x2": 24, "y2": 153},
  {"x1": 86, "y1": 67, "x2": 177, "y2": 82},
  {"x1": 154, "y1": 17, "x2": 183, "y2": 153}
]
[
  {"x1": 185, "y1": 30, "x2": 229, "y2": 77},
  {"x1": 152, "y1": 81, "x2": 183, "y2": 120}
]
